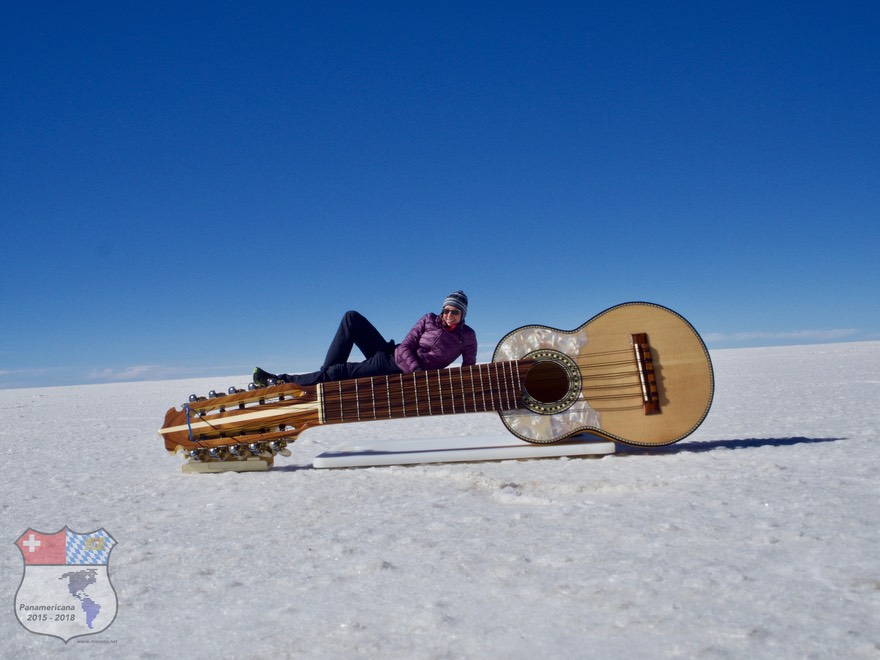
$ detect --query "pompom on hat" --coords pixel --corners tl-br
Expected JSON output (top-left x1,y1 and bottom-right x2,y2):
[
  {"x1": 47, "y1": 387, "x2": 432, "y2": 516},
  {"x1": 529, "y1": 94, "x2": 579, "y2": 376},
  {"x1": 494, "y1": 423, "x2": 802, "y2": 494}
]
[{"x1": 442, "y1": 290, "x2": 468, "y2": 318}]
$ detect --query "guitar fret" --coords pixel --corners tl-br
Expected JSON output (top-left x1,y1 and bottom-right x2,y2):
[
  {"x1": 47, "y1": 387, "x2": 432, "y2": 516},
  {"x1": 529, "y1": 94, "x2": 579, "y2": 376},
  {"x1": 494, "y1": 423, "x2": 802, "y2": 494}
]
[
  {"x1": 504, "y1": 362, "x2": 513, "y2": 410},
  {"x1": 399, "y1": 374, "x2": 406, "y2": 418},
  {"x1": 370, "y1": 377, "x2": 377, "y2": 419},
  {"x1": 338, "y1": 381, "x2": 344, "y2": 422},
  {"x1": 505, "y1": 361, "x2": 515, "y2": 409},
  {"x1": 425, "y1": 371, "x2": 432, "y2": 415},
  {"x1": 510, "y1": 361, "x2": 517, "y2": 409},
  {"x1": 498, "y1": 362, "x2": 506, "y2": 410},
  {"x1": 386, "y1": 375, "x2": 392, "y2": 419},
  {"x1": 437, "y1": 370, "x2": 443, "y2": 415},
  {"x1": 448, "y1": 370, "x2": 454, "y2": 413},
  {"x1": 355, "y1": 379, "x2": 361, "y2": 420},
  {"x1": 412, "y1": 372, "x2": 420, "y2": 416}
]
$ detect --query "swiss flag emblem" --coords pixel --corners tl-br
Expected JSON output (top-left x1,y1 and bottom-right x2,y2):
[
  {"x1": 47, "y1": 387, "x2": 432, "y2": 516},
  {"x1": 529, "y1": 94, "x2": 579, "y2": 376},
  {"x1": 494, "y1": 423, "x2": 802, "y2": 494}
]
[{"x1": 14, "y1": 529, "x2": 67, "y2": 565}]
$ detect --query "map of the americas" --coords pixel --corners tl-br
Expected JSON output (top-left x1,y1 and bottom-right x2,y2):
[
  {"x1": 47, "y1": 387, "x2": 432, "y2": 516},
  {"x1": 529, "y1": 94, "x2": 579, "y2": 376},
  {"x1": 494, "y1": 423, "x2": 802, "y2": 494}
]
[{"x1": 59, "y1": 568, "x2": 102, "y2": 628}]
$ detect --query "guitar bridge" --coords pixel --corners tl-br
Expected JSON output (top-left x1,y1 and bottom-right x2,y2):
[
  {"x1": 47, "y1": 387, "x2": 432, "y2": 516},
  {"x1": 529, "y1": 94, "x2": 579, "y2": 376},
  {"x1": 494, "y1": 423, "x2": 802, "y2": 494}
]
[{"x1": 631, "y1": 333, "x2": 661, "y2": 415}]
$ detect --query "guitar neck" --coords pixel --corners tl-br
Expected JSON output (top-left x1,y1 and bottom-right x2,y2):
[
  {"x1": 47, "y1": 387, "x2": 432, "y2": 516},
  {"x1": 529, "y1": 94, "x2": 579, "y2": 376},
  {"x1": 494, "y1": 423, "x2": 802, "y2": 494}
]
[{"x1": 319, "y1": 360, "x2": 531, "y2": 424}]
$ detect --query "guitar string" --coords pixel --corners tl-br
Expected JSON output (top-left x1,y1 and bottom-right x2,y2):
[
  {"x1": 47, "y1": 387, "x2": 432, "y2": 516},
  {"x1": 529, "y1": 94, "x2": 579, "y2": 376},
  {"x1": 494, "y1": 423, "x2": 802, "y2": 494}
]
[
  {"x1": 175, "y1": 350, "x2": 649, "y2": 445},
  {"x1": 322, "y1": 353, "x2": 647, "y2": 421}
]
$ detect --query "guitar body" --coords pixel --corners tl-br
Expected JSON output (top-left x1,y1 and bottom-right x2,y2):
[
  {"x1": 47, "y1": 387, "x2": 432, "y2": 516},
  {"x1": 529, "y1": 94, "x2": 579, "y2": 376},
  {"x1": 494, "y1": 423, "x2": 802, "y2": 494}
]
[{"x1": 494, "y1": 302, "x2": 714, "y2": 446}]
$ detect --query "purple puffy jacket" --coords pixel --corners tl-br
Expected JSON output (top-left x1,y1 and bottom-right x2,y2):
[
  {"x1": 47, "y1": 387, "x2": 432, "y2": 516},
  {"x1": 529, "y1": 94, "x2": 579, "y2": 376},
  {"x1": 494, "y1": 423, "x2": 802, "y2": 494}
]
[{"x1": 394, "y1": 313, "x2": 478, "y2": 373}]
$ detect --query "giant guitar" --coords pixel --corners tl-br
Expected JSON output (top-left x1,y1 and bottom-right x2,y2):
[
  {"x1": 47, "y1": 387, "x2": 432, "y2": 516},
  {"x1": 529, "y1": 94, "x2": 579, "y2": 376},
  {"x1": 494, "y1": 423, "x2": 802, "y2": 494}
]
[{"x1": 159, "y1": 302, "x2": 714, "y2": 468}]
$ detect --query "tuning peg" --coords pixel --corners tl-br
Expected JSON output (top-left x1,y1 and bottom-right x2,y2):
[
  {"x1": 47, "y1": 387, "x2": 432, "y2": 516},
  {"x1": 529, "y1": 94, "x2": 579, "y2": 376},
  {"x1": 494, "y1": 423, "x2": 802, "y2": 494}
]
[
  {"x1": 188, "y1": 393, "x2": 206, "y2": 402},
  {"x1": 228, "y1": 444, "x2": 246, "y2": 458},
  {"x1": 247, "y1": 442, "x2": 266, "y2": 456},
  {"x1": 187, "y1": 448, "x2": 206, "y2": 461},
  {"x1": 269, "y1": 440, "x2": 291, "y2": 457},
  {"x1": 228, "y1": 386, "x2": 244, "y2": 395},
  {"x1": 208, "y1": 390, "x2": 225, "y2": 398},
  {"x1": 208, "y1": 446, "x2": 228, "y2": 461}
]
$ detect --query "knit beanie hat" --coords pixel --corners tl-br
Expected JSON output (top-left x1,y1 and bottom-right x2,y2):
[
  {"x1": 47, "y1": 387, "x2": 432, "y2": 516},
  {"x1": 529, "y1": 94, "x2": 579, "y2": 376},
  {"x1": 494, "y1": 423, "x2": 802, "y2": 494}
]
[{"x1": 443, "y1": 290, "x2": 468, "y2": 318}]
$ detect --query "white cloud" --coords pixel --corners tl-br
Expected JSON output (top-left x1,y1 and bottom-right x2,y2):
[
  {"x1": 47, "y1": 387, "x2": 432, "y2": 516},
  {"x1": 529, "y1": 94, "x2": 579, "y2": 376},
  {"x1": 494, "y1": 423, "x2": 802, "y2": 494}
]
[
  {"x1": 83, "y1": 363, "x2": 251, "y2": 384},
  {"x1": 704, "y1": 328, "x2": 860, "y2": 344},
  {"x1": 0, "y1": 367, "x2": 53, "y2": 378},
  {"x1": 2, "y1": 363, "x2": 251, "y2": 390},
  {"x1": 86, "y1": 365, "x2": 190, "y2": 382}
]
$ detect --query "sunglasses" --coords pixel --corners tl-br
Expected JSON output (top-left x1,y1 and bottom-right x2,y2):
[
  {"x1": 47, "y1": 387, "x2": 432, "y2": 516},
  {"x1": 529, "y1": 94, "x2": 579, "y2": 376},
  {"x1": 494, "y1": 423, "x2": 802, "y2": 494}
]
[{"x1": 441, "y1": 308, "x2": 462, "y2": 316}]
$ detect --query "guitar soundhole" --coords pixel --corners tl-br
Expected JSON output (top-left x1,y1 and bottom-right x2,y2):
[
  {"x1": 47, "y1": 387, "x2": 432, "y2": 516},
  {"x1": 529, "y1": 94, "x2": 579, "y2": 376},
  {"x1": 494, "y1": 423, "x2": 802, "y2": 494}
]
[
  {"x1": 524, "y1": 361, "x2": 569, "y2": 403},
  {"x1": 520, "y1": 351, "x2": 581, "y2": 414}
]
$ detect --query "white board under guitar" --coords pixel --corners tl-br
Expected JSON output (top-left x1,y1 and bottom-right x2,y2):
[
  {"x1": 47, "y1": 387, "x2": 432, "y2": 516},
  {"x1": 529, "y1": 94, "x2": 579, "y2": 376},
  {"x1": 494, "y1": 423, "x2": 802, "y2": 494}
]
[{"x1": 313, "y1": 433, "x2": 615, "y2": 468}]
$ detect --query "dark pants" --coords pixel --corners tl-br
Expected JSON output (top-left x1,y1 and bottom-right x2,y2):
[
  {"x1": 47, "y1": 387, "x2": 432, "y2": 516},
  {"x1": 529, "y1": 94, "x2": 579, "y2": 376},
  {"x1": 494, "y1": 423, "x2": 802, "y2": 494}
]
[{"x1": 282, "y1": 311, "x2": 401, "y2": 386}]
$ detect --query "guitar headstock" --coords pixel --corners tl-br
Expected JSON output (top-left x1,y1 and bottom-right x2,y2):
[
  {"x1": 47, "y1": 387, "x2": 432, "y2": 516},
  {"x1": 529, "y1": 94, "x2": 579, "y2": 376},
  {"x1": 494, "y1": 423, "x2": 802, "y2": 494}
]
[{"x1": 158, "y1": 381, "x2": 321, "y2": 459}]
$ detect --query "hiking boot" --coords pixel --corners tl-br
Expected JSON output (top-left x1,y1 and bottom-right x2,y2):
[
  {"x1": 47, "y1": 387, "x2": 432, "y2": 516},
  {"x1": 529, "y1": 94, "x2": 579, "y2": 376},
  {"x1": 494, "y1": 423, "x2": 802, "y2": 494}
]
[{"x1": 252, "y1": 367, "x2": 276, "y2": 387}]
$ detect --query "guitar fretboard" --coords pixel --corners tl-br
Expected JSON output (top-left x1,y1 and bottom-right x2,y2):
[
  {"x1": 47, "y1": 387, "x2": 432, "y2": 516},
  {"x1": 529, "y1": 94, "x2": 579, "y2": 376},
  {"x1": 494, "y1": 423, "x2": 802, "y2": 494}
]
[{"x1": 320, "y1": 360, "x2": 531, "y2": 424}]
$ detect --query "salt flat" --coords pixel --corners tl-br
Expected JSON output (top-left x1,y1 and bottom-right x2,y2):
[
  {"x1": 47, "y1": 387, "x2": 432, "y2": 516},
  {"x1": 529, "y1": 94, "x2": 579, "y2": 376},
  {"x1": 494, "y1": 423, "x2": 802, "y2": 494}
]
[{"x1": 1, "y1": 342, "x2": 878, "y2": 658}]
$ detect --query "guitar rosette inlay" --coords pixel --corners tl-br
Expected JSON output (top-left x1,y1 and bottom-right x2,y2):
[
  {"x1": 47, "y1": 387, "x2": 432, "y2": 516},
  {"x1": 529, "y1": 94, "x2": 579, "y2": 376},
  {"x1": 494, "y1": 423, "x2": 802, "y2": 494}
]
[{"x1": 521, "y1": 350, "x2": 581, "y2": 414}]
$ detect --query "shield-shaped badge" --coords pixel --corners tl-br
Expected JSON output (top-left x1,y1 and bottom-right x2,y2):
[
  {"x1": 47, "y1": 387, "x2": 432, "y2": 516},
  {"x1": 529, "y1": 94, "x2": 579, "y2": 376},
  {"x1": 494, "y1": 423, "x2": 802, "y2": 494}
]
[{"x1": 14, "y1": 527, "x2": 118, "y2": 643}]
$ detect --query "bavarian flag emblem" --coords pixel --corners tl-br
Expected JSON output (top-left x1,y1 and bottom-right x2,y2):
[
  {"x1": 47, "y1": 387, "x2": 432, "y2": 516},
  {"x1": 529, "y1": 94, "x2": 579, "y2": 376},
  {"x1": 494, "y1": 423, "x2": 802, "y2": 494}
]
[{"x1": 14, "y1": 527, "x2": 118, "y2": 642}]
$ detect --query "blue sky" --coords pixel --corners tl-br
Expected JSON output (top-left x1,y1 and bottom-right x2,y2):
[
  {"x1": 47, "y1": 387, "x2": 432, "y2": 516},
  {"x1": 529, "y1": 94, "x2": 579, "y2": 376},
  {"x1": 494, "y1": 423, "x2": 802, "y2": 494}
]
[{"x1": 2, "y1": 2, "x2": 878, "y2": 389}]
